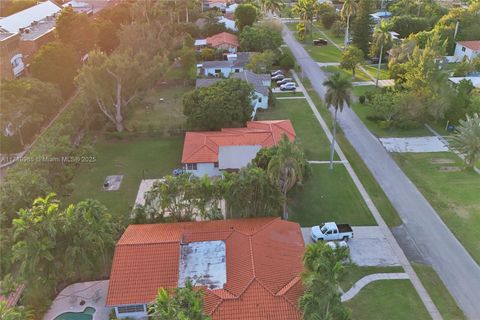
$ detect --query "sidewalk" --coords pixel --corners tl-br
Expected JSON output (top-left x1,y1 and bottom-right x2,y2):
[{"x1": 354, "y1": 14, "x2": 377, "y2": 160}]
[{"x1": 292, "y1": 70, "x2": 442, "y2": 319}]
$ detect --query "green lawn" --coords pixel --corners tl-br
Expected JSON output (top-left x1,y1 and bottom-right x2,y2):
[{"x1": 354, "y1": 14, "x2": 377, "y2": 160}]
[
  {"x1": 352, "y1": 102, "x2": 432, "y2": 137},
  {"x1": 313, "y1": 22, "x2": 344, "y2": 46},
  {"x1": 289, "y1": 165, "x2": 375, "y2": 226},
  {"x1": 124, "y1": 85, "x2": 190, "y2": 134},
  {"x1": 301, "y1": 78, "x2": 402, "y2": 227},
  {"x1": 68, "y1": 135, "x2": 183, "y2": 221},
  {"x1": 321, "y1": 65, "x2": 372, "y2": 82},
  {"x1": 273, "y1": 91, "x2": 305, "y2": 97},
  {"x1": 352, "y1": 85, "x2": 379, "y2": 97},
  {"x1": 413, "y1": 263, "x2": 466, "y2": 320},
  {"x1": 340, "y1": 265, "x2": 404, "y2": 292},
  {"x1": 362, "y1": 64, "x2": 390, "y2": 80},
  {"x1": 345, "y1": 280, "x2": 431, "y2": 320},
  {"x1": 257, "y1": 99, "x2": 335, "y2": 160},
  {"x1": 393, "y1": 152, "x2": 480, "y2": 263}
]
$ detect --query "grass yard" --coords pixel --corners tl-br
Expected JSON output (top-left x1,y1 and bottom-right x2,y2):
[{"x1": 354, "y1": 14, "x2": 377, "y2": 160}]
[
  {"x1": 313, "y1": 22, "x2": 344, "y2": 46},
  {"x1": 287, "y1": 22, "x2": 343, "y2": 62},
  {"x1": 301, "y1": 78, "x2": 402, "y2": 227},
  {"x1": 289, "y1": 164, "x2": 375, "y2": 227},
  {"x1": 352, "y1": 85, "x2": 380, "y2": 97},
  {"x1": 362, "y1": 64, "x2": 390, "y2": 80},
  {"x1": 352, "y1": 102, "x2": 432, "y2": 137},
  {"x1": 124, "y1": 85, "x2": 191, "y2": 134},
  {"x1": 345, "y1": 280, "x2": 431, "y2": 320},
  {"x1": 393, "y1": 152, "x2": 480, "y2": 263},
  {"x1": 68, "y1": 135, "x2": 183, "y2": 221},
  {"x1": 340, "y1": 265, "x2": 404, "y2": 292},
  {"x1": 257, "y1": 98, "x2": 335, "y2": 160},
  {"x1": 273, "y1": 91, "x2": 305, "y2": 98},
  {"x1": 321, "y1": 65, "x2": 372, "y2": 82},
  {"x1": 413, "y1": 263, "x2": 466, "y2": 320}
]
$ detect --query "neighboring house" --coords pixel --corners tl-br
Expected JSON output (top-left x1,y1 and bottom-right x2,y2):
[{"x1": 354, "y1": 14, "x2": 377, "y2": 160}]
[
  {"x1": 448, "y1": 76, "x2": 480, "y2": 88},
  {"x1": 195, "y1": 32, "x2": 239, "y2": 53},
  {"x1": 225, "y1": 3, "x2": 238, "y2": 13},
  {"x1": 196, "y1": 70, "x2": 271, "y2": 117},
  {"x1": 205, "y1": 0, "x2": 228, "y2": 11},
  {"x1": 197, "y1": 52, "x2": 252, "y2": 77},
  {"x1": 106, "y1": 217, "x2": 304, "y2": 320},
  {"x1": 181, "y1": 120, "x2": 295, "y2": 177},
  {"x1": 454, "y1": 41, "x2": 480, "y2": 61},
  {"x1": 370, "y1": 11, "x2": 391, "y2": 24},
  {"x1": 62, "y1": 0, "x2": 116, "y2": 15},
  {"x1": 0, "y1": 0, "x2": 61, "y2": 79},
  {"x1": 218, "y1": 16, "x2": 237, "y2": 31}
]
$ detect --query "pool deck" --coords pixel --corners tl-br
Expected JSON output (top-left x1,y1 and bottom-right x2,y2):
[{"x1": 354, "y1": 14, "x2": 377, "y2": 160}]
[{"x1": 43, "y1": 280, "x2": 111, "y2": 320}]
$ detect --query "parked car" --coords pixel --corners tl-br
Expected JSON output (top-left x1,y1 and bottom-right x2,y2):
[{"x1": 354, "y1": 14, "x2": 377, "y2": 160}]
[
  {"x1": 311, "y1": 222, "x2": 353, "y2": 242},
  {"x1": 272, "y1": 74, "x2": 285, "y2": 81},
  {"x1": 279, "y1": 82, "x2": 297, "y2": 91},
  {"x1": 313, "y1": 38, "x2": 328, "y2": 46},
  {"x1": 271, "y1": 69, "x2": 284, "y2": 76},
  {"x1": 276, "y1": 78, "x2": 293, "y2": 86},
  {"x1": 172, "y1": 168, "x2": 184, "y2": 176}
]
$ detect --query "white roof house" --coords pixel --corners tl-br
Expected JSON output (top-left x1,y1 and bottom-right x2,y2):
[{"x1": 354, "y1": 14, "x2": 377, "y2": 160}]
[
  {"x1": 218, "y1": 16, "x2": 237, "y2": 31},
  {"x1": 225, "y1": 3, "x2": 238, "y2": 13},
  {"x1": 0, "y1": 1, "x2": 61, "y2": 33}
]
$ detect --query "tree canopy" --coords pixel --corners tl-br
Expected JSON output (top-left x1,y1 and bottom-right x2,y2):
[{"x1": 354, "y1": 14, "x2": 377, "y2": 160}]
[
  {"x1": 351, "y1": 0, "x2": 374, "y2": 55},
  {"x1": 234, "y1": 4, "x2": 258, "y2": 31},
  {"x1": 340, "y1": 46, "x2": 364, "y2": 80},
  {"x1": 239, "y1": 25, "x2": 282, "y2": 52},
  {"x1": 55, "y1": 7, "x2": 97, "y2": 55},
  {"x1": 183, "y1": 79, "x2": 253, "y2": 131},
  {"x1": 449, "y1": 113, "x2": 480, "y2": 167}
]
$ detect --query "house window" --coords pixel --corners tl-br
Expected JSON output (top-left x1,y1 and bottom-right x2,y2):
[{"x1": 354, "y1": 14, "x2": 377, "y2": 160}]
[
  {"x1": 215, "y1": 69, "x2": 221, "y2": 74},
  {"x1": 234, "y1": 68, "x2": 240, "y2": 73},
  {"x1": 11, "y1": 56, "x2": 23, "y2": 68},
  {"x1": 186, "y1": 163, "x2": 197, "y2": 170},
  {"x1": 117, "y1": 305, "x2": 145, "y2": 313},
  {"x1": 258, "y1": 97, "x2": 262, "y2": 103},
  {"x1": 461, "y1": 47, "x2": 466, "y2": 52},
  {"x1": 214, "y1": 162, "x2": 219, "y2": 168}
]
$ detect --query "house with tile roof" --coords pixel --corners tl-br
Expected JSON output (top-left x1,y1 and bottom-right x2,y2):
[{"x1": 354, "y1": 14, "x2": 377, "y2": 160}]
[
  {"x1": 454, "y1": 41, "x2": 480, "y2": 61},
  {"x1": 196, "y1": 70, "x2": 271, "y2": 118},
  {"x1": 197, "y1": 52, "x2": 253, "y2": 78},
  {"x1": 106, "y1": 217, "x2": 304, "y2": 319},
  {"x1": 195, "y1": 32, "x2": 239, "y2": 53},
  {"x1": 181, "y1": 120, "x2": 295, "y2": 177}
]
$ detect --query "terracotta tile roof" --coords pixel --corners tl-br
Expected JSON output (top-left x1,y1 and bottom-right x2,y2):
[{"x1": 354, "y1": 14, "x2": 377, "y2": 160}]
[
  {"x1": 206, "y1": 32, "x2": 239, "y2": 48},
  {"x1": 181, "y1": 120, "x2": 296, "y2": 164},
  {"x1": 457, "y1": 40, "x2": 480, "y2": 51},
  {"x1": 106, "y1": 217, "x2": 305, "y2": 320}
]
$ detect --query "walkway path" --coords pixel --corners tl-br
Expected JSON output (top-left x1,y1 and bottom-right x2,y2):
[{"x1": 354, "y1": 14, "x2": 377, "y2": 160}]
[
  {"x1": 341, "y1": 273, "x2": 410, "y2": 302},
  {"x1": 284, "y1": 23, "x2": 480, "y2": 319},
  {"x1": 291, "y1": 70, "x2": 442, "y2": 320}
]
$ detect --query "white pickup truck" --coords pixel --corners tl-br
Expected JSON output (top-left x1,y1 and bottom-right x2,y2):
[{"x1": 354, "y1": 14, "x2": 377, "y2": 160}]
[{"x1": 311, "y1": 222, "x2": 354, "y2": 242}]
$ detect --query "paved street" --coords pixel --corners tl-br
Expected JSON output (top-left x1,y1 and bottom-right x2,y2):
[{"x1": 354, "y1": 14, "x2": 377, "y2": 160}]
[{"x1": 282, "y1": 25, "x2": 480, "y2": 319}]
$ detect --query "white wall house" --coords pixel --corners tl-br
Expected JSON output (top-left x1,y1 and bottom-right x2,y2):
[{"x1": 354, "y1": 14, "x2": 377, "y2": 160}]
[
  {"x1": 181, "y1": 121, "x2": 296, "y2": 178},
  {"x1": 454, "y1": 41, "x2": 480, "y2": 61},
  {"x1": 198, "y1": 52, "x2": 251, "y2": 78}
]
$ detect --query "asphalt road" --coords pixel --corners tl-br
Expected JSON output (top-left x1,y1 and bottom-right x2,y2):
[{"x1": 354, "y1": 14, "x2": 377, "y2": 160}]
[{"x1": 282, "y1": 26, "x2": 480, "y2": 319}]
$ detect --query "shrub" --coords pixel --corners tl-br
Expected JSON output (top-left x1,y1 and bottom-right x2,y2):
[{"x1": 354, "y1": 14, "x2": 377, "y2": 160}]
[
  {"x1": 359, "y1": 95, "x2": 366, "y2": 104},
  {"x1": 279, "y1": 52, "x2": 295, "y2": 70}
]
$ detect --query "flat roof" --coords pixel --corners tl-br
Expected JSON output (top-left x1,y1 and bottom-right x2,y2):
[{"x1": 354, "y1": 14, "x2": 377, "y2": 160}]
[
  {"x1": 178, "y1": 240, "x2": 226, "y2": 290},
  {"x1": 0, "y1": 1, "x2": 61, "y2": 33},
  {"x1": 218, "y1": 145, "x2": 261, "y2": 170}
]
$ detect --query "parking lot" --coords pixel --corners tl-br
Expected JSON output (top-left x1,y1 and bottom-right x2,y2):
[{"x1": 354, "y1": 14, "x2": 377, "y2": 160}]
[{"x1": 301, "y1": 226, "x2": 400, "y2": 267}]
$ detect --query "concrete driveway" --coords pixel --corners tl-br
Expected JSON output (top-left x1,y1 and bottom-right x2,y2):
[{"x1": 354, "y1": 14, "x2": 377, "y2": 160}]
[{"x1": 301, "y1": 227, "x2": 400, "y2": 267}]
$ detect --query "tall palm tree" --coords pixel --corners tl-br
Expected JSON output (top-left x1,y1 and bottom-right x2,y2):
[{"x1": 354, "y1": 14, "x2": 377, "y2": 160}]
[
  {"x1": 372, "y1": 20, "x2": 392, "y2": 86},
  {"x1": 449, "y1": 113, "x2": 480, "y2": 168},
  {"x1": 267, "y1": 136, "x2": 308, "y2": 220},
  {"x1": 260, "y1": 0, "x2": 284, "y2": 16},
  {"x1": 292, "y1": 0, "x2": 319, "y2": 39},
  {"x1": 340, "y1": 0, "x2": 357, "y2": 48},
  {"x1": 323, "y1": 73, "x2": 352, "y2": 170}
]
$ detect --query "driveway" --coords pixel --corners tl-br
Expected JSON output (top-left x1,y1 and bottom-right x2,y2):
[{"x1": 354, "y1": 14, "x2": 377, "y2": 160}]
[
  {"x1": 283, "y1": 25, "x2": 480, "y2": 319},
  {"x1": 301, "y1": 227, "x2": 400, "y2": 267}
]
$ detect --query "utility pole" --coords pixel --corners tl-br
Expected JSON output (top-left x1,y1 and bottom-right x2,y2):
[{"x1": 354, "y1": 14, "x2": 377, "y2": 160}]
[{"x1": 453, "y1": 21, "x2": 459, "y2": 41}]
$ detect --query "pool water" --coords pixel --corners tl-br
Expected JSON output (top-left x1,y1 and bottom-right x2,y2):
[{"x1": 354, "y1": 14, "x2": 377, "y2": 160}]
[{"x1": 54, "y1": 307, "x2": 95, "y2": 320}]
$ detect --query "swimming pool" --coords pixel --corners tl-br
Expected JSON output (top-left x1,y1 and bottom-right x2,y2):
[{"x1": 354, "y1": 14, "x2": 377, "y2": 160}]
[{"x1": 53, "y1": 307, "x2": 95, "y2": 320}]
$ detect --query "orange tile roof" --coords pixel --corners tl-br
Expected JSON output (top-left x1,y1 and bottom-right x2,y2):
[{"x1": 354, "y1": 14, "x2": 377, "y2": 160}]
[
  {"x1": 206, "y1": 32, "x2": 239, "y2": 48},
  {"x1": 457, "y1": 40, "x2": 480, "y2": 51},
  {"x1": 181, "y1": 120, "x2": 296, "y2": 164},
  {"x1": 106, "y1": 217, "x2": 305, "y2": 320}
]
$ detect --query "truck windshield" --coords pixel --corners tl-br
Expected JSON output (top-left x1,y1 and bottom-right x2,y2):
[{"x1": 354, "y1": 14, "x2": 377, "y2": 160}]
[{"x1": 320, "y1": 225, "x2": 328, "y2": 233}]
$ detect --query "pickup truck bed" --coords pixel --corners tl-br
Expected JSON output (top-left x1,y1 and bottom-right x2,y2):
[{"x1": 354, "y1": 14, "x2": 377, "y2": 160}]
[{"x1": 338, "y1": 224, "x2": 353, "y2": 233}]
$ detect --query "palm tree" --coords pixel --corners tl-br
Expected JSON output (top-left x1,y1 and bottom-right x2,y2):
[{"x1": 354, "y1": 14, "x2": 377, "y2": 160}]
[
  {"x1": 372, "y1": 20, "x2": 392, "y2": 86},
  {"x1": 340, "y1": 0, "x2": 357, "y2": 48},
  {"x1": 260, "y1": 0, "x2": 284, "y2": 16},
  {"x1": 449, "y1": 113, "x2": 480, "y2": 168},
  {"x1": 267, "y1": 136, "x2": 308, "y2": 220},
  {"x1": 323, "y1": 73, "x2": 352, "y2": 169},
  {"x1": 292, "y1": 0, "x2": 319, "y2": 39},
  {"x1": 0, "y1": 301, "x2": 30, "y2": 320},
  {"x1": 296, "y1": 22, "x2": 306, "y2": 42}
]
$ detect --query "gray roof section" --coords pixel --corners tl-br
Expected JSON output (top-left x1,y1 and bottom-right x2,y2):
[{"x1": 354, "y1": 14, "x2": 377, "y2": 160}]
[
  {"x1": 196, "y1": 78, "x2": 222, "y2": 88},
  {"x1": 218, "y1": 145, "x2": 262, "y2": 170},
  {"x1": 201, "y1": 52, "x2": 253, "y2": 69},
  {"x1": 232, "y1": 70, "x2": 271, "y2": 96}
]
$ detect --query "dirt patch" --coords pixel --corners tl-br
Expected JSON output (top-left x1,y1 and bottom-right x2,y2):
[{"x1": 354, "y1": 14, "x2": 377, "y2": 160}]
[
  {"x1": 449, "y1": 204, "x2": 473, "y2": 219},
  {"x1": 438, "y1": 166, "x2": 463, "y2": 172},
  {"x1": 430, "y1": 158, "x2": 455, "y2": 164}
]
